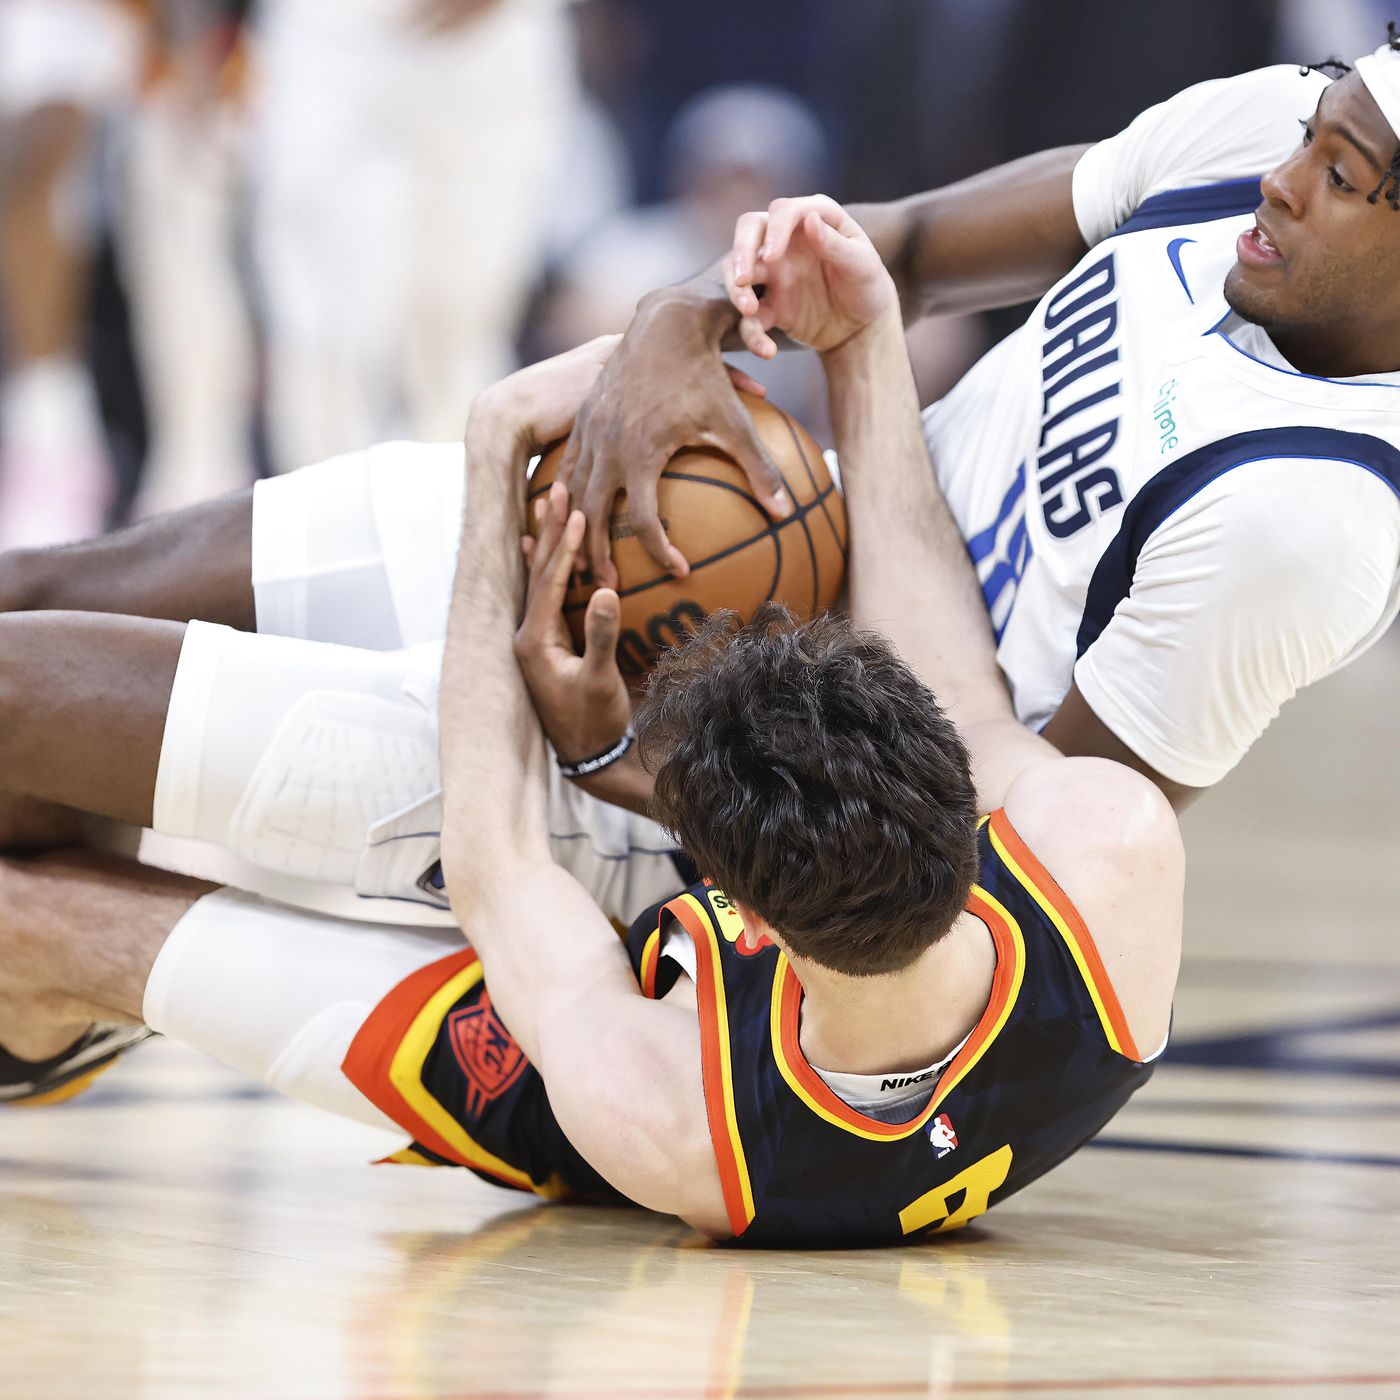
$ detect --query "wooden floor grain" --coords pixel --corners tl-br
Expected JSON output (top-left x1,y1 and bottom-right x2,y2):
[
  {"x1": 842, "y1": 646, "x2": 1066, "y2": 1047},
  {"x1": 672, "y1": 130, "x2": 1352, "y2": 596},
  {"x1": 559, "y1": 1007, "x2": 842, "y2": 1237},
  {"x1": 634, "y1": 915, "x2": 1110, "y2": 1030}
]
[{"x1": 4, "y1": 638, "x2": 1399, "y2": 1399}]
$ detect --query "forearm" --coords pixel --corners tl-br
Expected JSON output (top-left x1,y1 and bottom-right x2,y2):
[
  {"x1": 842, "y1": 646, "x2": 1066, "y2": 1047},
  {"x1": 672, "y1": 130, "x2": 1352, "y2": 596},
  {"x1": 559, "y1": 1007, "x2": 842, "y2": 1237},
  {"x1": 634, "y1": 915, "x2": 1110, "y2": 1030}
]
[
  {"x1": 825, "y1": 316, "x2": 1013, "y2": 727},
  {"x1": 439, "y1": 400, "x2": 550, "y2": 896},
  {"x1": 851, "y1": 146, "x2": 1089, "y2": 322},
  {"x1": 647, "y1": 146, "x2": 1086, "y2": 347}
]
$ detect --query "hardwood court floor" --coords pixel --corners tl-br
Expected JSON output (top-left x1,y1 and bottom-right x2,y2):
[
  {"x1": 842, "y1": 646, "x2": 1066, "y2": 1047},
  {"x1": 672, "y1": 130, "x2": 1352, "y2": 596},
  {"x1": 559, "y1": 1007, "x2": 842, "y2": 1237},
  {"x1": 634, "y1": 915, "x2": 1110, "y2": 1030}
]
[{"x1": 4, "y1": 640, "x2": 1400, "y2": 1399}]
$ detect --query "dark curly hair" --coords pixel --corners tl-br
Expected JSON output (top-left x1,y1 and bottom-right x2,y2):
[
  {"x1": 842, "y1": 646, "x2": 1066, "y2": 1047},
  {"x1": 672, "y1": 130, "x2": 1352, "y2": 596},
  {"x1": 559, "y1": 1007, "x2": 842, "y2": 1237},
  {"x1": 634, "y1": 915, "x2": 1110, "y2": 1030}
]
[
  {"x1": 1303, "y1": 22, "x2": 1400, "y2": 208},
  {"x1": 637, "y1": 606, "x2": 980, "y2": 978}
]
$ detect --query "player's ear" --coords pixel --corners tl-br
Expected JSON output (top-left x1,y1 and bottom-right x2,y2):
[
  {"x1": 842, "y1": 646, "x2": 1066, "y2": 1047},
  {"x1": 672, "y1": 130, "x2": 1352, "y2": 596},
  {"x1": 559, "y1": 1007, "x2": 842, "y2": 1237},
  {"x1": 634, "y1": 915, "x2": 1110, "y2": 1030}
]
[{"x1": 733, "y1": 900, "x2": 777, "y2": 953}]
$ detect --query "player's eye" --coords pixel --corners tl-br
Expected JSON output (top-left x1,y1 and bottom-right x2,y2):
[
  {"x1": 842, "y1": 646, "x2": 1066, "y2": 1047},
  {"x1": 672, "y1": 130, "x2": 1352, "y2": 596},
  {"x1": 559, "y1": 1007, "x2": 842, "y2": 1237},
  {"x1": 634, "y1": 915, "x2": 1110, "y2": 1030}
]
[
  {"x1": 1299, "y1": 118, "x2": 1314, "y2": 145},
  {"x1": 1328, "y1": 166, "x2": 1355, "y2": 192}
]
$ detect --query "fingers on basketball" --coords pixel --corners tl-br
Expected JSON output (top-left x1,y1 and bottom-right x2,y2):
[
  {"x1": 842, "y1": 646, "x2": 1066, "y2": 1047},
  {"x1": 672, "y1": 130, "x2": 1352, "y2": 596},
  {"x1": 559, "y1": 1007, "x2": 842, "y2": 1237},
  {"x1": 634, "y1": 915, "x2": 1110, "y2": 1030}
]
[{"x1": 529, "y1": 391, "x2": 846, "y2": 680}]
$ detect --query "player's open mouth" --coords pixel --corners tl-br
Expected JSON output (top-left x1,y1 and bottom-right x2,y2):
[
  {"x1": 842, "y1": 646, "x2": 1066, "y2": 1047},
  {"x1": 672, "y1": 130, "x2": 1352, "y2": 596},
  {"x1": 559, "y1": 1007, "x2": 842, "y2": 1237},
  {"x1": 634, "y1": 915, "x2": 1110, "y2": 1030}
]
[{"x1": 1236, "y1": 224, "x2": 1283, "y2": 269}]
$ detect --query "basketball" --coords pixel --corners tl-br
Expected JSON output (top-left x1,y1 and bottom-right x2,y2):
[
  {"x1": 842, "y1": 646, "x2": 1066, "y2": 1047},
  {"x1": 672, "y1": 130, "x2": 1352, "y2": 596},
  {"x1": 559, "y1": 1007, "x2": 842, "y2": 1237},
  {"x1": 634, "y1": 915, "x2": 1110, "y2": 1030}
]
[{"x1": 529, "y1": 391, "x2": 847, "y2": 679}]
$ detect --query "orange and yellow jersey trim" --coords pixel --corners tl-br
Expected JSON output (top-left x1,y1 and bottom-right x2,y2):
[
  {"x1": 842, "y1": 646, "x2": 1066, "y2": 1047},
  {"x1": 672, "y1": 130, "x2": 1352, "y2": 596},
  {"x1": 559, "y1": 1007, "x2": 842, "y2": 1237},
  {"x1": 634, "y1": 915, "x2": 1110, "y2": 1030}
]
[
  {"x1": 637, "y1": 924, "x2": 663, "y2": 999},
  {"x1": 767, "y1": 888, "x2": 1026, "y2": 1140},
  {"x1": 985, "y1": 809, "x2": 1142, "y2": 1061},
  {"x1": 341, "y1": 949, "x2": 564, "y2": 1198},
  {"x1": 664, "y1": 893, "x2": 758, "y2": 1238},
  {"x1": 628, "y1": 841, "x2": 1157, "y2": 1249}
]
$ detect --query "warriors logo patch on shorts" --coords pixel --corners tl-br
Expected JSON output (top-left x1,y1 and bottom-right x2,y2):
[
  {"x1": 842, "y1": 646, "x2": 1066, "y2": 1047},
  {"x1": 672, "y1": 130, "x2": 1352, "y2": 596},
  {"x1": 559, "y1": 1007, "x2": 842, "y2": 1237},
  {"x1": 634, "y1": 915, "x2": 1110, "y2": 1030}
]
[
  {"x1": 446, "y1": 989, "x2": 528, "y2": 1120},
  {"x1": 341, "y1": 946, "x2": 616, "y2": 1203}
]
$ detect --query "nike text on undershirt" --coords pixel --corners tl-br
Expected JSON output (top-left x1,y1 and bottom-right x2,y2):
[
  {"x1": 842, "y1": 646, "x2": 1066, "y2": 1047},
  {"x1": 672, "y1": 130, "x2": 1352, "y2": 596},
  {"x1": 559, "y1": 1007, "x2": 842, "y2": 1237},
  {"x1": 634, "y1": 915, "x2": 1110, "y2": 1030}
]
[
  {"x1": 880, "y1": 1070, "x2": 937, "y2": 1090},
  {"x1": 658, "y1": 930, "x2": 964, "y2": 1113}
]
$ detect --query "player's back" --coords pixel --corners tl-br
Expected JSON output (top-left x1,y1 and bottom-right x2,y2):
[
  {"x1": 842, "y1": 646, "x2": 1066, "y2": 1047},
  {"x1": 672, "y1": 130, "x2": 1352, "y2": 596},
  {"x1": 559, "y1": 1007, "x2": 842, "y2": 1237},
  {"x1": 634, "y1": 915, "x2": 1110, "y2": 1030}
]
[
  {"x1": 623, "y1": 808, "x2": 1160, "y2": 1248},
  {"x1": 341, "y1": 804, "x2": 1163, "y2": 1248}
]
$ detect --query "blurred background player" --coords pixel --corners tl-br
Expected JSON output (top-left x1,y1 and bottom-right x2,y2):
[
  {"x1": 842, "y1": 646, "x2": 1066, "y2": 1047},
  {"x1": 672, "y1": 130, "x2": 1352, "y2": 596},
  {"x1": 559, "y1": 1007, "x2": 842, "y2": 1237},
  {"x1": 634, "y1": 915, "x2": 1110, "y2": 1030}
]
[
  {"x1": 249, "y1": 0, "x2": 580, "y2": 471},
  {"x1": 5, "y1": 0, "x2": 1370, "y2": 538},
  {"x1": 119, "y1": 0, "x2": 257, "y2": 518},
  {"x1": 0, "y1": 0, "x2": 254, "y2": 542},
  {"x1": 0, "y1": 0, "x2": 145, "y2": 546}
]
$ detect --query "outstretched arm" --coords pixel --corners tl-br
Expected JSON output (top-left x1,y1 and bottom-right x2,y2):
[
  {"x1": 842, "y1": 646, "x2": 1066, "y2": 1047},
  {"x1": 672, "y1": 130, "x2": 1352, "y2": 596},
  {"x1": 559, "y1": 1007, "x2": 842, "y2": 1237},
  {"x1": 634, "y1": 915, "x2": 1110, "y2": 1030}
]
[
  {"x1": 437, "y1": 350, "x2": 725, "y2": 1235},
  {"x1": 831, "y1": 323, "x2": 1050, "y2": 810},
  {"x1": 560, "y1": 147, "x2": 1088, "y2": 584},
  {"x1": 746, "y1": 197, "x2": 1056, "y2": 809},
  {"x1": 753, "y1": 199, "x2": 1181, "y2": 1050}
]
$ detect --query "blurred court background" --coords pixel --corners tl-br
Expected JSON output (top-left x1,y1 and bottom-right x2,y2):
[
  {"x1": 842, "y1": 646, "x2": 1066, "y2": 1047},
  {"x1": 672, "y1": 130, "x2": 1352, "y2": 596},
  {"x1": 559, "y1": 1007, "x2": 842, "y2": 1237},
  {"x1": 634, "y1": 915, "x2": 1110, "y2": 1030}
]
[{"x1": 0, "y1": 0, "x2": 1390, "y2": 544}]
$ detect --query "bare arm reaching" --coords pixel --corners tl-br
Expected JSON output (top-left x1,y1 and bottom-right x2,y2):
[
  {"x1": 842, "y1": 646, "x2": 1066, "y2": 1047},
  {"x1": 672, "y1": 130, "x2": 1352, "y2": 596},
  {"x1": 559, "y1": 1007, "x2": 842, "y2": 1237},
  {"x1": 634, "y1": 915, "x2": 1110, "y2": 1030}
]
[
  {"x1": 437, "y1": 349, "x2": 726, "y2": 1235},
  {"x1": 758, "y1": 198, "x2": 1181, "y2": 1053},
  {"x1": 746, "y1": 196, "x2": 1055, "y2": 809}
]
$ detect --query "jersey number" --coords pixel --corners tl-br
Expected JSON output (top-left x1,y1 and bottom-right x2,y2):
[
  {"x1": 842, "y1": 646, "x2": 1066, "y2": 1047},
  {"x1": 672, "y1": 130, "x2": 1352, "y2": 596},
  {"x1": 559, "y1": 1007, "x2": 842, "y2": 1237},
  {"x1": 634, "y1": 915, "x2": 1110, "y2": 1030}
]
[{"x1": 898, "y1": 1144, "x2": 1013, "y2": 1236}]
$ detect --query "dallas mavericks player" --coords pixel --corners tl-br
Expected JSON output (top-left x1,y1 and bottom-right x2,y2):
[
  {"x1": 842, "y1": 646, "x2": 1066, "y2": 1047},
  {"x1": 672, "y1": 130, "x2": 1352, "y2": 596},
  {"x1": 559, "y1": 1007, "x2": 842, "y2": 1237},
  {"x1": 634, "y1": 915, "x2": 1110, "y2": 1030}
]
[{"x1": 586, "y1": 41, "x2": 1400, "y2": 806}]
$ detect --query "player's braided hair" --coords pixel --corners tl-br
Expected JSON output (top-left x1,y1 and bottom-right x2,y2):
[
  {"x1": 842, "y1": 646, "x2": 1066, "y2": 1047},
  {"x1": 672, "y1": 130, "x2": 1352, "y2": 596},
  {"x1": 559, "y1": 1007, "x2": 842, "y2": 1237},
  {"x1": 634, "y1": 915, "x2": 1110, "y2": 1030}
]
[
  {"x1": 1301, "y1": 21, "x2": 1400, "y2": 209},
  {"x1": 638, "y1": 605, "x2": 980, "y2": 978}
]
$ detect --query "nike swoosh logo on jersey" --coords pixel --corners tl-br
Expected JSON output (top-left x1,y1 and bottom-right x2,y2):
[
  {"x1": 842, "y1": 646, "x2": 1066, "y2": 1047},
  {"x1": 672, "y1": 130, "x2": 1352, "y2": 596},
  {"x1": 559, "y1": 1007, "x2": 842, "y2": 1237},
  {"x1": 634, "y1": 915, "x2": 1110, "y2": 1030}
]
[{"x1": 1166, "y1": 237, "x2": 1196, "y2": 304}]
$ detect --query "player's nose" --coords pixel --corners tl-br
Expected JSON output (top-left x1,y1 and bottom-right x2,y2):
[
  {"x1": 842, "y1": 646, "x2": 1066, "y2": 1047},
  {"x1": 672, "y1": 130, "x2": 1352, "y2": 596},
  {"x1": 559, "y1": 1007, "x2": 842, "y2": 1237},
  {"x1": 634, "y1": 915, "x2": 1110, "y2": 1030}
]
[{"x1": 1260, "y1": 148, "x2": 1307, "y2": 216}]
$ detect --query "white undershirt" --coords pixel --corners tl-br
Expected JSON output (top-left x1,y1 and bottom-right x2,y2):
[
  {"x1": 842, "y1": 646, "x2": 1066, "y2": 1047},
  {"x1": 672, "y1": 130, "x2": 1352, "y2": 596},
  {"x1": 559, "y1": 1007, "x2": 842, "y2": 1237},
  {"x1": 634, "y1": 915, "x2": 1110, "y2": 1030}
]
[{"x1": 660, "y1": 931, "x2": 968, "y2": 1122}]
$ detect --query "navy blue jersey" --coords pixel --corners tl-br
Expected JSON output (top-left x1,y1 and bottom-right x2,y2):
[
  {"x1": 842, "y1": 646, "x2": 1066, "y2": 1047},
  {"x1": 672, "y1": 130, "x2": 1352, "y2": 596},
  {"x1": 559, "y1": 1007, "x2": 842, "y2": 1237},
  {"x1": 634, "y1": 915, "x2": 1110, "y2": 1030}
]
[
  {"x1": 343, "y1": 809, "x2": 1155, "y2": 1247},
  {"x1": 623, "y1": 810, "x2": 1155, "y2": 1247}
]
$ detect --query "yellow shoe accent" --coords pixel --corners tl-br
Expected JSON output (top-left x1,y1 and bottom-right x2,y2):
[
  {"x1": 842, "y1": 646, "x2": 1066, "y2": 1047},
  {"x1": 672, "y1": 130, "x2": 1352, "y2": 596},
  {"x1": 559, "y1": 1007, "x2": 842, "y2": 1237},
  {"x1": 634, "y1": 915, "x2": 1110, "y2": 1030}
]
[{"x1": 9, "y1": 1062, "x2": 111, "y2": 1107}]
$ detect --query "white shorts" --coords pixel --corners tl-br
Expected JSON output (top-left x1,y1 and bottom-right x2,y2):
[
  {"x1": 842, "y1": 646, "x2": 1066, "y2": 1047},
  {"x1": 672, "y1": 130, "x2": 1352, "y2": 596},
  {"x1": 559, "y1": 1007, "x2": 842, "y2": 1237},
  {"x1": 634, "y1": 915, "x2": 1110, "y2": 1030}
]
[{"x1": 147, "y1": 440, "x2": 685, "y2": 928}]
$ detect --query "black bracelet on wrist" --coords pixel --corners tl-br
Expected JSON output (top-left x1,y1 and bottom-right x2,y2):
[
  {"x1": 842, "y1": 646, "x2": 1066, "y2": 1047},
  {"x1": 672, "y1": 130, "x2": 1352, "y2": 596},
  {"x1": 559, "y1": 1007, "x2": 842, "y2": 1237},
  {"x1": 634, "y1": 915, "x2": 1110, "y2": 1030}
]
[{"x1": 556, "y1": 727, "x2": 636, "y2": 780}]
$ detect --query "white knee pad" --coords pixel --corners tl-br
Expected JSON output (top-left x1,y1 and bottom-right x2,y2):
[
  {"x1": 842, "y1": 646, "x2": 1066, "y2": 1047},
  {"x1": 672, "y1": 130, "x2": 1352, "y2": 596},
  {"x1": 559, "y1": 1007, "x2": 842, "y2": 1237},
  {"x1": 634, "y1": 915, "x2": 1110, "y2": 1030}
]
[
  {"x1": 226, "y1": 689, "x2": 440, "y2": 885},
  {"x1": 154, "y1": 621, "x2": 443, "y2": 890},
  {"x1": 144, "y1": 888, "x2": 465, "y2": 1131}
]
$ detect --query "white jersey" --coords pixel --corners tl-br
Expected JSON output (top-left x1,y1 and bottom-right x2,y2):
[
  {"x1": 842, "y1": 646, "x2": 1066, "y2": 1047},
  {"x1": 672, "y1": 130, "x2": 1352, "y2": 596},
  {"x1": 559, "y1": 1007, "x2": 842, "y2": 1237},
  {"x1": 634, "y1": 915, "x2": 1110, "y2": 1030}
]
[{"x1": 923, "y1": 64, "x2": 1400, "y2": 787}]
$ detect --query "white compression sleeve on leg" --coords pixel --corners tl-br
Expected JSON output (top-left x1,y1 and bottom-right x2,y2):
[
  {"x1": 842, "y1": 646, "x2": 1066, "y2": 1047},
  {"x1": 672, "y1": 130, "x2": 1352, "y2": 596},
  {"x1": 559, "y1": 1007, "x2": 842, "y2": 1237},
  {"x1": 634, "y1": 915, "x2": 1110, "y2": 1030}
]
[{"x1": 142, "y1": 888, "x2": 464, "y2": 1131}]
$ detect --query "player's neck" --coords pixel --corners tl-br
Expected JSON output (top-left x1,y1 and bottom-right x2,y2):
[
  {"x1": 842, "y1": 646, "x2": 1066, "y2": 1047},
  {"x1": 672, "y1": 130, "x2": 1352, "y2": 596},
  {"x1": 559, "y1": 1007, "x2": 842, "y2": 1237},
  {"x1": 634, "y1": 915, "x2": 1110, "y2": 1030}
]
[
  {"x1": 1269, "y1": 322, "x2": 1400, "y2": 379},
  {"x1": 789, "y1": 911, "x2": 996, "y2": 1077}
]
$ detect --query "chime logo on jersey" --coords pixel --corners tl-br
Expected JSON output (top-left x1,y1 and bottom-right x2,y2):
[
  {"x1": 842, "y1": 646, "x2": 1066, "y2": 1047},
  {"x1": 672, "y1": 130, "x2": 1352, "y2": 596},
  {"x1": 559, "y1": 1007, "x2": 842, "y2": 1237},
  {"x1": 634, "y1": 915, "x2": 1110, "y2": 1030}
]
[
  {"x1": 927, "y1": 1113, "x2": 959, "y2": 1159},
  {"x1": 447, "y1": 990, "x2": 528, "y2": 1119}
]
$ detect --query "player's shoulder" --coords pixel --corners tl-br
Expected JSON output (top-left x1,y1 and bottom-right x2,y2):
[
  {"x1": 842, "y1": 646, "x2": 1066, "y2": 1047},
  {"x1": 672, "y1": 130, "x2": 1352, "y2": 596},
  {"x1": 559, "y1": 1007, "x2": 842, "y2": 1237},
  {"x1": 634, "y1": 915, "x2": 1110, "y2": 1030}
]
[
  {"x1": 1001, "y1": 758, "x2": 1182, "y2": 1055},
  {"x1": 1074, "y1": 64, "x2": 1327, "y2": 243},
  {"x1": 1003, "y1": 757, "x2": 1180, "y2": 870},
  {"x1": 1001, "y1": 758, "x2": 1183, "y2": 937},
  {"x1": 1129, "y1": 63, "x2": 1326, "y2": 167},
  {"x1": 1170, "y1": 62, "x2": 1329, "y2": 115},
  {"x1": 1143, "y1": 452, "x2": 1400, "y2": 581}
]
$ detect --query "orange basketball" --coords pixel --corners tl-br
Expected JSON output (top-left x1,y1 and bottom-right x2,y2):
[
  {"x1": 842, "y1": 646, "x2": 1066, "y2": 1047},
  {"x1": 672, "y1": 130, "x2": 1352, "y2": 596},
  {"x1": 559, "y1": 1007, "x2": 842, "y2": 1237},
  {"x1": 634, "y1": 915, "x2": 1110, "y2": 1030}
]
[{"x1": 530, "y1": 391, "x2": 847, "y2": 680}]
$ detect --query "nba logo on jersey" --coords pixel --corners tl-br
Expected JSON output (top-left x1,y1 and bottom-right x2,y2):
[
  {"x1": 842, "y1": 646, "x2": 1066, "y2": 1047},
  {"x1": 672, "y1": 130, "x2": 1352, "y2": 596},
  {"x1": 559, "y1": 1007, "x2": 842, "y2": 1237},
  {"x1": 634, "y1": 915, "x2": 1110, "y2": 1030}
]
[{"x1": 927, "y1": 1114, "x2": 959, "y2": 1159}]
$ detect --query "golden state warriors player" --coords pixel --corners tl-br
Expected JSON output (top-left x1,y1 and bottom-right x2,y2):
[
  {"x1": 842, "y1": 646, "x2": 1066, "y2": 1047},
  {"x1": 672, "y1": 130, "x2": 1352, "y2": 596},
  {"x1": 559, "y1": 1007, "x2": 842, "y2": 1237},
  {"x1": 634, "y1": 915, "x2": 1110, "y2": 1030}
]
[{"x1": 0, "y1": 204, "x2": 1183, "y2": 1246}]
